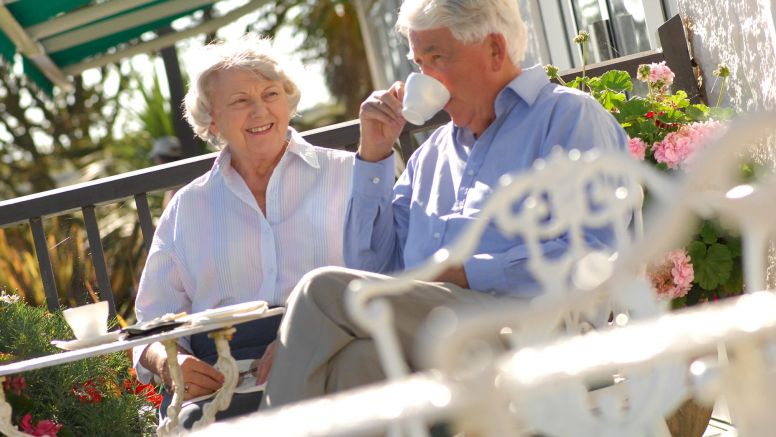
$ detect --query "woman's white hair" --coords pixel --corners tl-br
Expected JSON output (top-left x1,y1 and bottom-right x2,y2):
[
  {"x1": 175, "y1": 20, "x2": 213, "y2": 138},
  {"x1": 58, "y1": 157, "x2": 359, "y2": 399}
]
[
  {"x1": 184, "y1": 35, "x2": 302, "y2": 148},
  {"x1": 395, "y1": 0, "x2": 528, "y2": 65}
]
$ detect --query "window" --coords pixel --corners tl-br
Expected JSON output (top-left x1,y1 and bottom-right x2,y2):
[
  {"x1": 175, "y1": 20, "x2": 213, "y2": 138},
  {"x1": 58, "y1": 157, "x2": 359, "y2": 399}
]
[
  {"x1": 529, "y1": 0, "x2": 680, "y2": 68},
  {"x1": 356, "y1": 0, "x2": 680, "y2": 83}
]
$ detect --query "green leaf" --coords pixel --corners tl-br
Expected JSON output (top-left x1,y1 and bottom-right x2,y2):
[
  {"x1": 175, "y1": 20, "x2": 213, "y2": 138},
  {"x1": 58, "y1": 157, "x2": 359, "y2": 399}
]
[
  {"x1": 665, "y1": 90, "x2": 690, "y2": 108},
  {"x1": 618, "y1": 98, "x2": 652, "y2": 120},
  {"x1": 598, "y1": 90, "x2": 626, "y2": 111},
  {"x1": 686, "y1": 104, "x2": 709, "y2": 121},
  {"x1": 586, "y1": 76, "x2": 603, "y2": 92},
  {"x1": 566, "y1": 76, "x2": 585, "y2": 90},
  {"x1": 720, "y1": 262, "x2": 744, "y2": 296},
  {"x1": 686, "y1": 240, "x2": 707, "y2": 261},
  {"x1": 708, "y1": 106, "x2": 736, "y2": 120},
  {"x1": 699, "y1": 221, "x2": 719, "y2": 244},
  {"x1": 599, "y1": 70, "x2": 632, "y2": 92},
  {"x1": 729, "y1": 239, "x2": 742, "y2": 257},
  {"x1": 690, "y1": 243, "x2": 733, "y2": 290}
]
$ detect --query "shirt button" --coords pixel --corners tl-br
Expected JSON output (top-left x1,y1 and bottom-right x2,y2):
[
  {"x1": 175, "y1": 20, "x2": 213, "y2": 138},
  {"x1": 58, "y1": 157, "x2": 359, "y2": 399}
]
[
  {"x1": 372, "y1": 177, "x2": 380, "y2": 184},
  {"x1": 433, "y1": 232, "x2": 441, "y2": 239},
  {"x1": 467, "y1": 170, "x2": 474, "y2": 176}
]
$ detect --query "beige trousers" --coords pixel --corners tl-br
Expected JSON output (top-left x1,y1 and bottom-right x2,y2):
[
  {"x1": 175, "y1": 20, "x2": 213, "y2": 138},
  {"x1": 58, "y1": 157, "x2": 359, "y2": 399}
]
[{"x1": 261, "y1": 266, "x2": 506, "y2": 409}]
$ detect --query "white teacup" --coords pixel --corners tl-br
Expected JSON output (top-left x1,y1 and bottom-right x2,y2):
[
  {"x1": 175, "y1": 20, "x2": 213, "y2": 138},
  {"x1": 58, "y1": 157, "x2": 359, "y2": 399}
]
[
  {"x1": 63, "y1": 301, "x2": 109, "y2": 340},
  {"x1": 402, "y1": 72, "x2": 450, "y2": 125}
]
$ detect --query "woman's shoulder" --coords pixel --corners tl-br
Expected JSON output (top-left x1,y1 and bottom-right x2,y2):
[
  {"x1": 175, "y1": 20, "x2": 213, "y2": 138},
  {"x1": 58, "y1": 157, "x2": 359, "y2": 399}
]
[{"x1": 308, "y1": 144, "x2": 355, "y2": 163}]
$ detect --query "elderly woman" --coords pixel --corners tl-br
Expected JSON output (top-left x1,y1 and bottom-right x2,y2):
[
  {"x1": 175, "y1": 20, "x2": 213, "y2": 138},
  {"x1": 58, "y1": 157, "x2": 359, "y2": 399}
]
[{"x1": 132, "y1": 36, "x2": 353, "y2": 423}]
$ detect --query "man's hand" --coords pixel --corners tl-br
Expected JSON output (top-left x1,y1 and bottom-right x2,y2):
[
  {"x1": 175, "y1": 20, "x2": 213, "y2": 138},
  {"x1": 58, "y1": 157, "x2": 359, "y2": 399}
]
[
  {"x1": 252, "y1": 339, "x2": 278, "y2": 385},
  {"x1": 358, "y1": 81, "x2": 406, "y2": 162},
  {"x1": 434, "y1": 266, "x2": 470, "y2": 289}
]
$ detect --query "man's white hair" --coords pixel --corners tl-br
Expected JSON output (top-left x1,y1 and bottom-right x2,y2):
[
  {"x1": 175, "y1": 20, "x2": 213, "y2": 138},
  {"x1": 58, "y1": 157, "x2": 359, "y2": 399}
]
[
  {"x1": 395, "y1": 0, "x2": 528, "y2": 65},
  {"x1": 183, "y1": 35, "x2": 301, "y2": 148}
]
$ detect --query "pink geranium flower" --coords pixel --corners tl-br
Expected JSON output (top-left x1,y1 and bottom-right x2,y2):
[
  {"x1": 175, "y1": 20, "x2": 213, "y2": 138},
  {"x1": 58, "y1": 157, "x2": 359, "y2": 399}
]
[
  {"x1": 637, "y1": 61, "x2": 675, "y2": 95},
  {"x1": 19, "y1": 414, "x2": 63, "y2": 437},
  {"x1": 627, "y1": 137, "x2": 648, "y2": 160},
  {"x1": 653, "y1": 120, "x2": 725, "y2": 169},
  {"x1": 648, "y1": 249, "x2": 694, "y2": 299}
]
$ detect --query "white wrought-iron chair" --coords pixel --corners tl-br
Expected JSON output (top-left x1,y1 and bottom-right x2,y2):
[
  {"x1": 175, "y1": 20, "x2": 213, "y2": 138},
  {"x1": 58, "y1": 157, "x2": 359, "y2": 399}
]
[
  {"x1": 419, "y1": 111, "x2": 776, "y2": 436},
  {"x1": 344, "y1": 145, "x2": 688, "y2": 436},
  {"x1": 344, "y1": 111, "x2": 776, "y2": 436}
]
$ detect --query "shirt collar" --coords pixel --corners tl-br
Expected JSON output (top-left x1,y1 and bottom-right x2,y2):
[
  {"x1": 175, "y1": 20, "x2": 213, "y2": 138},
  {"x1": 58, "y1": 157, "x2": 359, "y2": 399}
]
[
  {"x1": 495, "y1": 64, "x2": 548, "y2": 115},
  {"x1": 453, "y1": 65, "x2": 549, "y2": 143},
  {"x1": 286, "y1": 127, "x2": 321, "y2": 169}
]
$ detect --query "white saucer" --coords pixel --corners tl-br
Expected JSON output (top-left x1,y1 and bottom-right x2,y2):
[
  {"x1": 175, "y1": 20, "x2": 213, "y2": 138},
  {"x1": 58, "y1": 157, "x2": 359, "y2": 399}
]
[{"x1": 51, "y1": 331, "x2": 122, "y2": 350}]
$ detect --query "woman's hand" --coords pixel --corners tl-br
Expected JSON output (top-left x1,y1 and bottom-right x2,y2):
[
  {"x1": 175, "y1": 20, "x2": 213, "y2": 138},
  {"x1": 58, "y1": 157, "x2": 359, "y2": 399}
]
[
  {"x1": 159, "y1": 353, "x2": 225, "y2": 401},
  {"x1": 253, "y1": 339, "x2": 278, "y2": 385},
  {"x1": 358, "y1": 81, "x2": 406, "y2": 162},
  {"x1": 141, "y1": 342, "x2": 225, "y2": 401}
]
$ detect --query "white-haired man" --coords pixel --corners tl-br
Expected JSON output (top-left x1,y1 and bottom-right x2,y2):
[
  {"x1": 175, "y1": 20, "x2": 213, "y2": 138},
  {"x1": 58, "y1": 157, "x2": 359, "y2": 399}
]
[{"x1": 257, "y1": 0, "x2": 628, "y2": 407}]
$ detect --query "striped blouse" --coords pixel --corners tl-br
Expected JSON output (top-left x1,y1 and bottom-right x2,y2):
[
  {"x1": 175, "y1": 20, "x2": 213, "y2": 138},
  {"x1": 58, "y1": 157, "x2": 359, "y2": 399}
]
[{"x1": 133, "y1": 128, "x2": 353, "y2": 381}]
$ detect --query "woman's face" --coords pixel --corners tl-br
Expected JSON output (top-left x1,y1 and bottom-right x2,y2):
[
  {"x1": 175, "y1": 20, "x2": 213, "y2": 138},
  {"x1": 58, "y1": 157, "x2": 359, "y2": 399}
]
[{"x1": 207, "y1": 68, "x2": 291, "y2": 158}]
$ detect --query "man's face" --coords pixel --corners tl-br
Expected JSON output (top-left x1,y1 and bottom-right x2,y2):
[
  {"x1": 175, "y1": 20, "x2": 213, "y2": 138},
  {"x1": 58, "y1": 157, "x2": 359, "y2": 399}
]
[{"x1": 409, "y1": 27, "x2": 494, "y2": 131}]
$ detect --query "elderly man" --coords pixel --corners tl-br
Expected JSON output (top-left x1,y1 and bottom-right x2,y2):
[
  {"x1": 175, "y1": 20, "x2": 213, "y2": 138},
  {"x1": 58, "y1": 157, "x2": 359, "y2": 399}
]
[{"x1": 257, "y1": 0, "x2": 628, "y2": 407}]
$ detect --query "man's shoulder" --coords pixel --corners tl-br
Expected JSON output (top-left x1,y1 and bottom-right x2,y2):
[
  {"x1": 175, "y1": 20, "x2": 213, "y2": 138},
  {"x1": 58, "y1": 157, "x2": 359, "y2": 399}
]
[{"x1": 541, "y1": 82, "x2": 597, "y2": 106}]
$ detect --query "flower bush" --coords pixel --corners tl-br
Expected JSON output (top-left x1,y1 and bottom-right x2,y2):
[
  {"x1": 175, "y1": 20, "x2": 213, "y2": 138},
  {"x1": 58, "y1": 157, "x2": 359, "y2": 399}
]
[
  {"x1": 0, "y1": 290, "x2": 159, "y2": 436},
  {"x1": 546, "y1": 43, "x2": 742, "y2": 307}
]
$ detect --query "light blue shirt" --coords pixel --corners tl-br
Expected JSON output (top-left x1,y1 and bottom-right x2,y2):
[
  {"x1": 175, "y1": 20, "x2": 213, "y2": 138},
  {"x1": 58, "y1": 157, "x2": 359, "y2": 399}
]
[{"x1": 344, "y1": 65, "x2": 628, "y2": 297}]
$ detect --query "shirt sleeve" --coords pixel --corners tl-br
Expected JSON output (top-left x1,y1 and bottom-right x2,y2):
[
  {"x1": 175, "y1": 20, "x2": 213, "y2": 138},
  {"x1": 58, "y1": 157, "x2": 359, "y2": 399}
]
[
  {"x1": 464, "y1": 96, "x2": 628, "y2": 295},
  {"x1": 343, "y1": 152, "x2": 409, "y2": 273},
  {"x1": 132, "y1": 202, "x2": 193, "y2": 384}
]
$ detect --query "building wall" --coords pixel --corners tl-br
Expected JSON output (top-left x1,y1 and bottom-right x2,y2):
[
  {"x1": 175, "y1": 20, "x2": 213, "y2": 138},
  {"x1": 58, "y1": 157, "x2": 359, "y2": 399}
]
[
  {"x1": 677, "y1": 0, "x2": 776, "y2": 287},
  {"x1": 677, "y1": 0, "x2": 776, "y2": 112}
]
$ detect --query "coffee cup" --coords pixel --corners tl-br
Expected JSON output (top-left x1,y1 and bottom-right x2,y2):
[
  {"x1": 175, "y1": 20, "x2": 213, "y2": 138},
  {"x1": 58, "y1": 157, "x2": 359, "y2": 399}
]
[
  {"x1": 63, "y1": 301, "x2": 109, "y2": 340},
  {"x1": 401, "y1": 72, "x2": 450, "y2": 125}
]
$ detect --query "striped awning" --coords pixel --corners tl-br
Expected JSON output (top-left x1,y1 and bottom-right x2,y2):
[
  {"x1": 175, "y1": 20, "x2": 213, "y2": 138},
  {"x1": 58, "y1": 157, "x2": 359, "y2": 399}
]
[{"x1": 0, "y1": 0, "x2": 268, "y2": 95}]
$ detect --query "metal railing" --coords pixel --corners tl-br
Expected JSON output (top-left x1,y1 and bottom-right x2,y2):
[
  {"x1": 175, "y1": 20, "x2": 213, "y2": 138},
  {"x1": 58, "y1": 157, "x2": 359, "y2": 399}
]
[{"x1": 0, "y1": 15, "x2": 697, "y2": 315}]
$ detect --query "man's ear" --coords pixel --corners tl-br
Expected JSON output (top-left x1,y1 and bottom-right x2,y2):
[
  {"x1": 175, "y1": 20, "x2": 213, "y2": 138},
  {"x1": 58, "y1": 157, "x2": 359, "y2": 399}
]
[{"x1": 488, "y1": 33, "x2": 508, "y2": 71}]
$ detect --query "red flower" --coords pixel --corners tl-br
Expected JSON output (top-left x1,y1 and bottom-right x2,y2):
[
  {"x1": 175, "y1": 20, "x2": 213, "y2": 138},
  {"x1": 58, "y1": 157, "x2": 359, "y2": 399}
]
[
  {"x1": 19, "y1": 413, "x2": 63, "y2": 437},
  {"x1": 124, "y1": 378, "x2": 163, "y2": 409},
  {"x1": 71, "y1": 379, "x2": 103, "y2": 404},
  {"x1": 644, "y1": 111, "x2": 655, "y2": 119},
  {"x1": 2, "y1": 375, "x2": 26, "y2": 395}
]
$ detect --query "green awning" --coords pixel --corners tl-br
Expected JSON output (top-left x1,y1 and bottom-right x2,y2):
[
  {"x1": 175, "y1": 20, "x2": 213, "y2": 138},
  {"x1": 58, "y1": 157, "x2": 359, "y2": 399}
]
[{"x1": 0, "y1": 0, "x2": 269, "y2": 95}]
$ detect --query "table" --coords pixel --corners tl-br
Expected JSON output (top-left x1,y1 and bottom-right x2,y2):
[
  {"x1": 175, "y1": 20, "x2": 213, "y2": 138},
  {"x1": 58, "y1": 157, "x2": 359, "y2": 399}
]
[{"x1": 0, "y1": 304, "x2": 284, "y2": 437}]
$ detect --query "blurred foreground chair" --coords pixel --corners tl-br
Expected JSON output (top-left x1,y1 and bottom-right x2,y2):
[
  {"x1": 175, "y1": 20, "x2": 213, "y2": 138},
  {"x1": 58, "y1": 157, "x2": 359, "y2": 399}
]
[
  {"x1": 419, "y1": 111, "x2": 776, "y2": 436},
  {"x1": 341, "y1": 146, "x2": 687, "y2": 435},
  {"x1": 343, "y1": 111, "x2": 776, "y2": 436}
]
